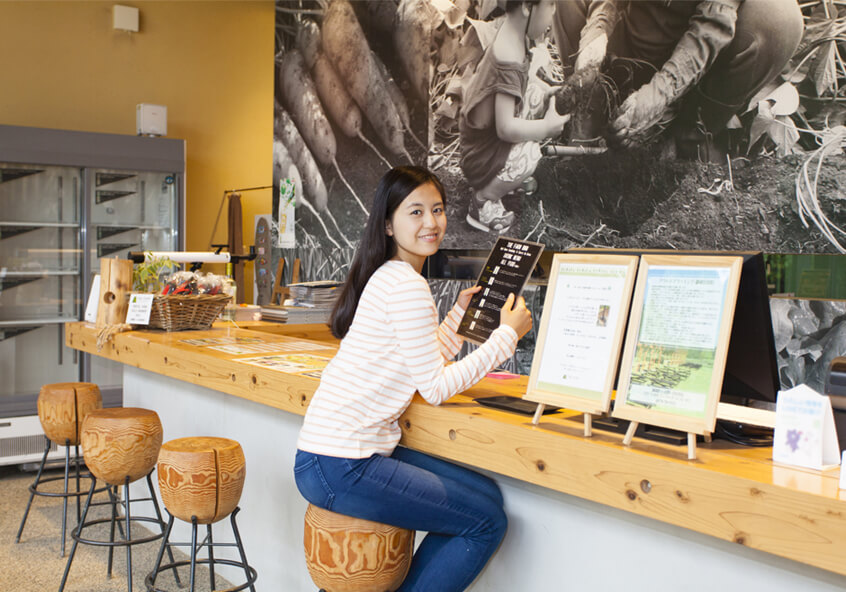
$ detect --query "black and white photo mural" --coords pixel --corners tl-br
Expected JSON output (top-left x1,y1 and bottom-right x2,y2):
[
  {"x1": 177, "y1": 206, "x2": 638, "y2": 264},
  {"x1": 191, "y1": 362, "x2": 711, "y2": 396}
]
[
  {"x1": 272, "y1": 0, "x2": 846, "y2": 375},
  {"x1": 274, "y1": 0, "x2": 844, "y2": 256}
]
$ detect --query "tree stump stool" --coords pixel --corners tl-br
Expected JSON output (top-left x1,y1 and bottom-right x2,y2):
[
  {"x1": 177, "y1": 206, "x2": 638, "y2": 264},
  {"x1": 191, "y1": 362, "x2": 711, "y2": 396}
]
[
  {"x1": 38, "y1": 382, "x2": 102, "y2": 446},
  {"x1": 17, "y1": 382, "x2": 103, "y2": 556},
  {"x1": 303, "y1": 504, "x2": 414, "y2": 592},
  {"x1": 60, "y1": 407, "x2": 176, "y2": 592},
  {"x1": 81, "y1": 407, "x2": 163, "y2": 485},
  {"x1": 146, "y1": 437, "x2": 257, "y2": 592}
]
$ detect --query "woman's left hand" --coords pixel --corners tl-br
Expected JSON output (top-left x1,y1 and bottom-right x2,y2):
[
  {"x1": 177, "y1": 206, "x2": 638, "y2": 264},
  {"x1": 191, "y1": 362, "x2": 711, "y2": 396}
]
[{"x1": 457, "y1": 285, "x2": 481, "y2": 310}]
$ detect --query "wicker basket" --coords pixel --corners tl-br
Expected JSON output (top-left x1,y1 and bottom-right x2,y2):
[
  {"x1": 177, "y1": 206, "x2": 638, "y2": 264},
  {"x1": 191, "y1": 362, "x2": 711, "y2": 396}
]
[{"x1": 147, "y1": 294, "x2": 231, "y2": 331}]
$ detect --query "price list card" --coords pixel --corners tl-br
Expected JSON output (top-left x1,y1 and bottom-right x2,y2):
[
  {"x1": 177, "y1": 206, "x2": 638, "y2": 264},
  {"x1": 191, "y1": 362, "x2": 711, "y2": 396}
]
[{"x1": 457, "y1": 237, "x2": 543, "y2": 344}]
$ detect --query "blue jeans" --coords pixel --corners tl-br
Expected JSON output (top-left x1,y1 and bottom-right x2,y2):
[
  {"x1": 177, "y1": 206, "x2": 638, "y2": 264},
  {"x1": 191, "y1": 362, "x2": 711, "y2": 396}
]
[{"x1": 294, "y1": 447, "x2": 507, "y2": 592}]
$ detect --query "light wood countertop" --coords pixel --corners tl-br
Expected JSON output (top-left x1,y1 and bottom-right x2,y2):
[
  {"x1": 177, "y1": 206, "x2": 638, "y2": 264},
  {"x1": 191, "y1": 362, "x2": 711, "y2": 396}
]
[{"x1": 66, "y1": 321, "x2": 846, "y2": 577}]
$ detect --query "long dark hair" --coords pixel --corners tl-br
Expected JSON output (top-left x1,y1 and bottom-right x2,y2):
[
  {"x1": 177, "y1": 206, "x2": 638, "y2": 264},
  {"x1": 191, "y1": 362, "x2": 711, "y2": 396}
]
[{"x1": 330, "y1": 166, "x2": 446, "y2": 339}]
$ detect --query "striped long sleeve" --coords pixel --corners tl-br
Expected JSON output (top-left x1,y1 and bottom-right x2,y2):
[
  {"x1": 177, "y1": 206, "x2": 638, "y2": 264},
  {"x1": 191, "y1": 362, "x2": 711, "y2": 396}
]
[{"x1": 297, "y1": 260, "x2": 518, "y2": 458}]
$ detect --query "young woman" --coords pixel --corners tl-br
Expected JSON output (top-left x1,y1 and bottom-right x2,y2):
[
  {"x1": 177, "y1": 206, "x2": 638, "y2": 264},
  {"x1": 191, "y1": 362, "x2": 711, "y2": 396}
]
[{"x1": 294, "y1": 166, "x2": 532, "y2": 592}]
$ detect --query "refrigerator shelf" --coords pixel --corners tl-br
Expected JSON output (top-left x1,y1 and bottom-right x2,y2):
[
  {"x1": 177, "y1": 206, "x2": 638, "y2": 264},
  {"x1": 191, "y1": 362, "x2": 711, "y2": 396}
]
[
  {"x1": 95, "y1": 189, "x2": 136, "y2": 204},
  {"x1": 0, "y1": 221, "x2": 79, "y2": 228},
  {"x1": 0, "y1": 168, "x2": 44, "y2": 183},
  {"x1": 0, "y1": 317, "x2": 76, "y2": 327},
  {"x1": 96, "y1": 172, "x2": 137, "y2": 187},
  {"x1": 97, "y1": 242, "x2": 139, "y2": 258},
  {"x1": 0, "y1": 270, "x2": 79, "y2": 276}
]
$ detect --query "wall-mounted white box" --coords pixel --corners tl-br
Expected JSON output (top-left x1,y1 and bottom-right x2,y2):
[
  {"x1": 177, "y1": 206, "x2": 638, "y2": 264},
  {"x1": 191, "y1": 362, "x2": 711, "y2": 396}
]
[
  {"x1": 136, "y1": 103, "x2": 167, "y2": 136},
  {"x1": 113, "y1": 5, "x2": 139, "y2": 32}
]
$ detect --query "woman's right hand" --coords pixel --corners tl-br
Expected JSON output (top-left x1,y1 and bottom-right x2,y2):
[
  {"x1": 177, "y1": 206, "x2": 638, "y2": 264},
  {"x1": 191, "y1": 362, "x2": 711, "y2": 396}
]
[{"x1": 500, "y1": 293, "x2": 532, "y2": 339}]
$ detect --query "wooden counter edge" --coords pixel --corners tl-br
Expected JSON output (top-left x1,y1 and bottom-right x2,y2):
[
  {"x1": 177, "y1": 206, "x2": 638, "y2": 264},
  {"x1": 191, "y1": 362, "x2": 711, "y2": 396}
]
[{"x1": 66, "y1": 322, "x2": 846, "y2": 578}]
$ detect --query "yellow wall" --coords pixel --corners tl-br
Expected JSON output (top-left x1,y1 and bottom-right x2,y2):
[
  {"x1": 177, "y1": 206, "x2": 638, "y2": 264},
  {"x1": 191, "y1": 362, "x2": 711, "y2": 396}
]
[{"x1": 0, "y1": 1, "x2": 274, "y2": 302}]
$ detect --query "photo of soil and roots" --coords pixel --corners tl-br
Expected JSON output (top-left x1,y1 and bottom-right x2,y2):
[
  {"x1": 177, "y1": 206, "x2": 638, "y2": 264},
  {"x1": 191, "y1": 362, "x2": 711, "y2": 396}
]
[
  {"x1": 274, "y1": 0, "x2": 845, "y2": 265},
  {"x1": 272, "y1": 0, "x2": 431, "y2": 261},
  {"x1": 429, "y1": 0, "x2": 846, "y2": 252}
]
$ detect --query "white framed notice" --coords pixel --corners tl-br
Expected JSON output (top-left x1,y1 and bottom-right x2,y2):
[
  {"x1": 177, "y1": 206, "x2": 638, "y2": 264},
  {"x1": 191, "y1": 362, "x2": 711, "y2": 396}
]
[
  {"x1": 525, "y1": 253, "x2": 638, "y2": 415},
  {"x1": 612, "y1": 254, "x2": 743, "y2": 436}
]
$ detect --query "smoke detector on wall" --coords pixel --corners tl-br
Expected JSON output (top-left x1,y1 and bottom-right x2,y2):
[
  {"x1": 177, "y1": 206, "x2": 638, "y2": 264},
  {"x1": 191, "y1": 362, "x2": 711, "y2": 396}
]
[{"x1": 113, "y1": 5, "x2": 139, "y2": 33}]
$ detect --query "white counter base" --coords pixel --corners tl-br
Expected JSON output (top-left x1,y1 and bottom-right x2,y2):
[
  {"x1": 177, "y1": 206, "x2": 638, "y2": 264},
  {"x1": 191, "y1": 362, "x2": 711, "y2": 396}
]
[{"x1": 125, "y1": 366, "x2": 846, "y2": 591}]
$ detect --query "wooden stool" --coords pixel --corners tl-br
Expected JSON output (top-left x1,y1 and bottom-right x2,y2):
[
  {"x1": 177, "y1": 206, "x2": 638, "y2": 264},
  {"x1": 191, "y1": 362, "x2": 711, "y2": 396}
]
[
  {"x1": 303, "y1": 504, "x2": 414, "y2": 592},
  {"x1": 16, "y1": 382, "x2": 104, "y2": 556},
  {"x1": 59, "y1": 407, "x2": 178, "y2": 592},
  {"x1": 146, "y1": 437, "x2": 257, "y2": 592}
]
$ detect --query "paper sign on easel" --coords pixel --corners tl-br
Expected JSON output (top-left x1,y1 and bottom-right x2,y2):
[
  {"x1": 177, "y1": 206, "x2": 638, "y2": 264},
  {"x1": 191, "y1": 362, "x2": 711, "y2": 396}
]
[
  {"x1": 773, "y1": 384, "x2": 840, "y2": 471},
  {"x1": 125, "y1": 293, "x2": 154, "y2": 325}
]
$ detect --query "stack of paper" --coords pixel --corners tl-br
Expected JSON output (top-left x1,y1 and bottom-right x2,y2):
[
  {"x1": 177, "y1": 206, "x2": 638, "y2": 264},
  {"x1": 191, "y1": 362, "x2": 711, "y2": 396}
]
[
  {"x1": 260, "y1": 305, "x2": 289, "y2": 323},
  {"x1": 289, "y1": 281, "x2": 342, "y2": 308},
  {"x1": 284, "y1": 306, "x2": 333, "y2": 324},
  {"x1": 260, "y1": 304, "x2": 332, "y2": 325}
]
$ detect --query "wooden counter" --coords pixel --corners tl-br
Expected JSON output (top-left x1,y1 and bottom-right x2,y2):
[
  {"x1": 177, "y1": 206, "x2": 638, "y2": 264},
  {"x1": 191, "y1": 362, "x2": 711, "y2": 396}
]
[{"x1": 66, "y1": 321, "x2": 846, "y2": 581}]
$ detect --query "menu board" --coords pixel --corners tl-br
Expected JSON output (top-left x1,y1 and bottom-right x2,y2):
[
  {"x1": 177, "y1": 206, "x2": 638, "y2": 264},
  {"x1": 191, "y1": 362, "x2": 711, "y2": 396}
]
[
  {"x1": 612, "y1": 254, "x2": 742, "y2": 435},
  {"x1": 457, "y1": 237, "x2": 544, "y2": 344},
  {"x1": 525, "y1": 254, "x2": 638, "y2": 415}
]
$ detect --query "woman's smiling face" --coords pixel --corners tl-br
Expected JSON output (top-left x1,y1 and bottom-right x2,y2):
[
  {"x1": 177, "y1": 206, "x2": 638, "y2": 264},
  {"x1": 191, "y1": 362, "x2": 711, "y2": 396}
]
[{"x1": 386, "y1": 182, "x2": 447, "y2": 272}]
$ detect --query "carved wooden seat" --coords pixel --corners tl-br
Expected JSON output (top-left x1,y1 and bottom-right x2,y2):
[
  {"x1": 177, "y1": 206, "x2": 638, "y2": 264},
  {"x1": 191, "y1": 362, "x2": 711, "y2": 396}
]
[
  {"x1": 81, "y1": 407, "x2": 162, "y2": 486},
  {"x1": 17, "y1": 382, "x2": 103, "y2": 556},
  {"x1": 60, "y1": 406, "x2": 173, "y2": 592},
  {"x1": 37, "y1": 382, "x2": 102, "y2": 446},
  {"x1": 147, "y1": 437, "x2": 256, "y2": 592},
  {"x1": 157, "y1": 436, "x2": 246, "y2": 523},
  {"x1": 304, "y1": 504, "x2": 414, "y2": 592}
]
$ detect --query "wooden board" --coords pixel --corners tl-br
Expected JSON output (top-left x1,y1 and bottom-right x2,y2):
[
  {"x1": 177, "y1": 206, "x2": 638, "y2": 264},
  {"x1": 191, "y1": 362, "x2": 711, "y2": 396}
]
[
  {"x1": 64, "y1": 321, "x2": 846, "y2": 577},
  {"x1": 96, "y1": 258, "x2": 132, "y2": 326},
  {"x1": 525, "y1": 253, "x2": 637, "y2": 415},
  {"x1": 66, "y1": 322, "x2": 329, "y2": 414},
  {"x1": 398, "y1": 388, "x2": 846, "y2": 577}
]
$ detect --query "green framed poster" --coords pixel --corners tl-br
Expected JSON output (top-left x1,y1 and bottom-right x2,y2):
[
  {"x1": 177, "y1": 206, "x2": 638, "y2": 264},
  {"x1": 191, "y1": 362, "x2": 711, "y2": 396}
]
[{"x1": 612, "y1": 254, "x2": 743, "y2": 435}]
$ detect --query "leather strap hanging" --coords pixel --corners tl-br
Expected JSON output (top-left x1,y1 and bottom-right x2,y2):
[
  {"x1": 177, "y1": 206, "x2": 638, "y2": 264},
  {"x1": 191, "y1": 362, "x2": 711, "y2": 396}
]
[{"x1": 227, "y1": 192, "x2": 244, "y2": 303}]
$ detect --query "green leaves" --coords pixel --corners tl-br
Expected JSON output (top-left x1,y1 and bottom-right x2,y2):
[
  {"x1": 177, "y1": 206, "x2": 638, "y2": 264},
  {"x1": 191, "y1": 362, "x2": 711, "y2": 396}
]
[{"x1": 131, "y1": 252, "x2": 177, "y2": 293}]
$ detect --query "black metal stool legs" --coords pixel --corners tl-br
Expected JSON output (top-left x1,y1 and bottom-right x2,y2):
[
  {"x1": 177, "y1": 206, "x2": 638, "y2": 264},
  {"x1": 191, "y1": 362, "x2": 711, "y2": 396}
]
[
  {"x1": 59, "y1": 477, "x2": 98, "y2": 592},
  {"x1": 75, "y1": 444, "x2": 82, "y2": 521},
  {"x1": 61, "y1": 471, "x2": 174, "y2": 592},
  {"x1": 206, "y1": 523, "x2": 216, "y2": 591},
  {"x1": 16, "y1": 437, "x2": 51, "y2": 546},
  {"x1": 189, "y1": 518, "x2": 198, "y2": 592},
  {"x1": 60, "y1": 442, "x2": 72, "y2": 557},
  {"x1": 230, "y1": 508, "x2": 257, "y2": 592},
  {"x1": 17, "y1": 436, "x2": 94, "y2": 557},
  {"x1": 124, "y1": 477, "x2": 134, "y2": 592},
  {"x1": 144, "y1": 506, "x2": 257, "y2": 592},
  {"x1": 147, "y1": 514, "x2": 176, "y2": 592},
  {"x1": 108, "y1": 486, "x2": 119, "y2": 578},
  {"x1": 144, "y1": 473, "x2": 182, "y2": 588}
]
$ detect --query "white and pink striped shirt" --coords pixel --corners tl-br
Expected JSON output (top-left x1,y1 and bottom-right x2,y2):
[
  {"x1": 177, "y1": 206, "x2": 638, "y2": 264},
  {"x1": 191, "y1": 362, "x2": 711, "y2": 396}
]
[{"x1": 297, "y1": 259, "x2": 518, "y2": 458}]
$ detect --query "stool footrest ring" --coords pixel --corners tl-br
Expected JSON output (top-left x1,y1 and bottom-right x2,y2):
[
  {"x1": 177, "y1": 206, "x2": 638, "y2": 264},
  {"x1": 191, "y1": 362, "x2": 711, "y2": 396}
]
[
  {"x1": 29, "y1": 474, "x2": 108, "y2": 499},
  {"x1": 71, "y1": 516, "x2": 166, "y2": 547},
  {"x1": 145, "y1": 558, "x2": 257, "y2": 592}
]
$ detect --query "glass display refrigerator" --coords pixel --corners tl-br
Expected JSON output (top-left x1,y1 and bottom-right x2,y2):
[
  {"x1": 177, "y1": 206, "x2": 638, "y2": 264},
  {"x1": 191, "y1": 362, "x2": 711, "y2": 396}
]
[{"x1": 0, "y1": 125, "x2": 184, "y2": 465}]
